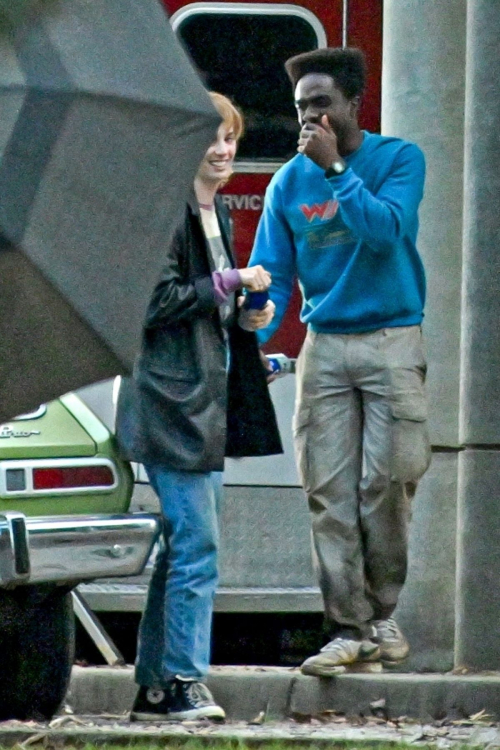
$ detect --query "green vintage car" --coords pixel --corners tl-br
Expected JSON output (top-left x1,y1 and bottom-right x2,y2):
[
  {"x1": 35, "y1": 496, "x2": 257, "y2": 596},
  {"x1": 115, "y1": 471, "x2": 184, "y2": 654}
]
[{"x1": 0, "y1": 391, "x2": 159, "y2": 721}]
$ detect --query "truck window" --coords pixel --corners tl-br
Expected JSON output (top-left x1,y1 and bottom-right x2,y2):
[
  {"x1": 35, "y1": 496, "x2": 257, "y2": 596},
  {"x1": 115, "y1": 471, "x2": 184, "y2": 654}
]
[{"x1": 172, "y1": 3, "x2": 327, "y2": 161}]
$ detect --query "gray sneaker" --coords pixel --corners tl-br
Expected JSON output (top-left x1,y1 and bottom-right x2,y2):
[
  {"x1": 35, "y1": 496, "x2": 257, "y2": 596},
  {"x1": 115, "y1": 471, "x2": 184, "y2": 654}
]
[
  {"x1": 300, "y1": 637, "x2": 381, "y2": 677},
  {"x1": 372, "y1": 618, "x2": 409, "y2": 663}
]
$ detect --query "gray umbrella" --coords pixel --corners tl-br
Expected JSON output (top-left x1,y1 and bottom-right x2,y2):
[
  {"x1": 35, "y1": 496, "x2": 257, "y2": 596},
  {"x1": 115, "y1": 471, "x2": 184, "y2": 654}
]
[{"x1": 0, "y1": 0, "x2": 219, "y2": 422}]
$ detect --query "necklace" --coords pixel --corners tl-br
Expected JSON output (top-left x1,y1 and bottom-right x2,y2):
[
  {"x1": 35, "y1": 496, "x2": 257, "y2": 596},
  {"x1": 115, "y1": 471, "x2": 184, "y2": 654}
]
[{"x1": 198, "y1": 201, "x2": 214, "y2": 211}]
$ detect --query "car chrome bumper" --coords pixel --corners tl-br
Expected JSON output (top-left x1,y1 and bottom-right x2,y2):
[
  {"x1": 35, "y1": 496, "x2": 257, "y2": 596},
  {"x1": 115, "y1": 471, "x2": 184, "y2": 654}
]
[{"x1": 0, "y1": 512, "x2": 160, "y2": 586}]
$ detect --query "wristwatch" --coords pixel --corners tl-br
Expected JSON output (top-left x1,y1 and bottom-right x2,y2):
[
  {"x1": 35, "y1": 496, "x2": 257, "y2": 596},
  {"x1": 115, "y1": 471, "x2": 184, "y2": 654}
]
[{"x1": 325, "y1": 159, "x2": 347, "y2": 178}]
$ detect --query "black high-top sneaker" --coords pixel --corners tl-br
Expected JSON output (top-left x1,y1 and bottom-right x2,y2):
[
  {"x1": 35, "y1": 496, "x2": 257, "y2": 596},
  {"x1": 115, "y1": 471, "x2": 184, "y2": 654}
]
[{"x1": 131, "y1": 678, "x2": 225, "y2": 721}]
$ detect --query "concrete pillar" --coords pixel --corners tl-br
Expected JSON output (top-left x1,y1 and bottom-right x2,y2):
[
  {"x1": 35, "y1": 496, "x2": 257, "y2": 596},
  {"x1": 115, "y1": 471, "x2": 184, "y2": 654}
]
[
  {"x1": 382, "y1": 0, "x2": 466, "y2": 447},
  {"x1": 455, "y1": 1, "x2": 500, "y2": 670},
  {"x1": 381, "y1": 0, "x2": 466, "y2": 670}
]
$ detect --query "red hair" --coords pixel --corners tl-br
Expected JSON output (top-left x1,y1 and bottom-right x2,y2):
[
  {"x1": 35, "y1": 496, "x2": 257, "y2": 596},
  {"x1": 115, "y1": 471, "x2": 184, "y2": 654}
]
[{"x1": 209, "y1": 92, "x2": 244, "y2": 141}]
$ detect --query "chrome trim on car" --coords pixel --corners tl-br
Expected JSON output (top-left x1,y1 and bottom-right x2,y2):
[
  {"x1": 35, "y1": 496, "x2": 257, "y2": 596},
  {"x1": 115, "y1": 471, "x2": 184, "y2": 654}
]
[
  {"x1": 170, "y1": 3, "x2": 327, "y2": 48},
  {"x1": 0, "y1": 457, "x2": 119, "y2": 497},
  {"x1": 0, "y1": 513, "x2": 160, "y2": 585},
  {"x1": 0, "y1": 512, "x2": 31, "y2": 584},
  {"x1": 12, "y1": 405, "x2": 47, "y2": 421}
]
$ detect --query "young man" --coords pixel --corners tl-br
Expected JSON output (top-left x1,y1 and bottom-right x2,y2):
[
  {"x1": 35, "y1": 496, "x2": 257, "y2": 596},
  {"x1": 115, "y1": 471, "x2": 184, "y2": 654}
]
[
  {"x1": 250, "y1": 49, "x2": 431, "y2": 675},
  {"x1": 117, "y1": 93, "x2": 279, "y2": 720}
]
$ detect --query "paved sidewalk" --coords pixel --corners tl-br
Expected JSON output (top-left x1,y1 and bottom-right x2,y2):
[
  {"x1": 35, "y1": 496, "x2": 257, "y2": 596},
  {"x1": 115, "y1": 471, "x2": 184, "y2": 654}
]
[
  {"x1": 1, "y1": 712, "x2": 500, "y2": 748},
  {"x1": 1, "y1": 666, "x2": 500, "y2": 748}
]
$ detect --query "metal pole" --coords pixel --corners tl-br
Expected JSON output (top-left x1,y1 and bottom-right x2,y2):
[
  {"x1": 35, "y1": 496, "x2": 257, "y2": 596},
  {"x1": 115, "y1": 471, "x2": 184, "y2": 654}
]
[{"x1": 72, "y1": 589, "x2": 126, "y2": 667}]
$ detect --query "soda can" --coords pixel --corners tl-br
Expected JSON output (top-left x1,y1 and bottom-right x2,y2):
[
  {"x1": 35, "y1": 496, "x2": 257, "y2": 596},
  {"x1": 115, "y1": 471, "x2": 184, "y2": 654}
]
[
  {"x1": 243, "y1": 291, "x2": 269, "y2": 309},
  {"x1": 265, "y1": 353, "x2": 295, "y2": 377}
]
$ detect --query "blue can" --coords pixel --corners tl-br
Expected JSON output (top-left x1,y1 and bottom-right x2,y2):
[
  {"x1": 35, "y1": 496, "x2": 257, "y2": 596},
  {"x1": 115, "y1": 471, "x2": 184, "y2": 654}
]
[{"x1": 243, "y1": 291, "x2": 269, "y2": 310}]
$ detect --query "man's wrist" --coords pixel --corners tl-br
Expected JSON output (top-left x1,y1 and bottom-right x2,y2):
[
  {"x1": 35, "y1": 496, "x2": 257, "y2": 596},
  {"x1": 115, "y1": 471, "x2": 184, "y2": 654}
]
[{"x1": 325, "y1": 158, "x2": 347, "y2": 178}]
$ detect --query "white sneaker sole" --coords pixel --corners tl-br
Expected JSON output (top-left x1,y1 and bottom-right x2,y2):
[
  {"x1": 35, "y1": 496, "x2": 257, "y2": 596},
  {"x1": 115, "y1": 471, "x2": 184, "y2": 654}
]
[
  {"x1": 380, "y1": 655, "x2": 409, "y2": 668},
  {"x1": 379, "y1": 644, "x2": 410, "y2": 664},
  {"x1": 301, "y1": 661, "x2": 383, "y2": 677}
]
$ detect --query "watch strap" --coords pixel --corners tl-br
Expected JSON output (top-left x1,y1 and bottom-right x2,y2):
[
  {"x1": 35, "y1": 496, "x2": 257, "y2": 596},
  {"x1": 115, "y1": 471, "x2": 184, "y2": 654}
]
[{"x1": 325, "y1": 159, "x2": 347, "y2": 179}]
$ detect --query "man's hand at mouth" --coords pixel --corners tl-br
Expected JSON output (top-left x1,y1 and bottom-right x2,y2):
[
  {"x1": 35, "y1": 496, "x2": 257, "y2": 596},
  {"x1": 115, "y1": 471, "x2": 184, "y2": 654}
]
[{"x1": 298, "y1": 115, "x2": 340, "y2": 170}]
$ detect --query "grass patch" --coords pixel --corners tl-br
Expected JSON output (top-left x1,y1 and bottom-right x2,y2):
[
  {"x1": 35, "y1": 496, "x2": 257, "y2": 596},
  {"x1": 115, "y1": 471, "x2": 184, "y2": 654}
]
[{"x1": 5, "y1": 742, "x2": 442, "y2": 750}]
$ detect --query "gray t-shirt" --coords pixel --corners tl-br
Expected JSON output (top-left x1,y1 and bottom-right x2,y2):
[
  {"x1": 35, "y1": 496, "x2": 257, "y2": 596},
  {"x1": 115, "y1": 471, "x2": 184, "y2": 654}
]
[{"x1": 200, "y1": 206, "x2": 235, "y2": 326}]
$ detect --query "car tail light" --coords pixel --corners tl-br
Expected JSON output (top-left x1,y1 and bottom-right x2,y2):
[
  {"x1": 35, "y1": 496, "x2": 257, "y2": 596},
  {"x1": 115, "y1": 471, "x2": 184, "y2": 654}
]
[{"x1": 33, "y1": 466, "x2": 115, "y2": 490}]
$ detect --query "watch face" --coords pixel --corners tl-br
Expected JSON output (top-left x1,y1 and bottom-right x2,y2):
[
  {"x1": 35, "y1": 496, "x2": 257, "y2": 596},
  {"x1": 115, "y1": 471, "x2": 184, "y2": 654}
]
[{"x1": 325, "y1": 160, "x2": 347, "y2": 179}]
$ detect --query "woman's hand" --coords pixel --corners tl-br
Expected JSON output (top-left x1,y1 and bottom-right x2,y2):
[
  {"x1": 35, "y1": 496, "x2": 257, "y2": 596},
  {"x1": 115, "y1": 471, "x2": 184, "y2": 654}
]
[
  {"x1": 238, "y1": 265, "x2": 271, "y2": 292},
  {"x1": 259, "y1": 349, "x2": 279, "y2": 383},
  {"x1": 237, "y1": 297, "x2": 276, "y2": 331}
]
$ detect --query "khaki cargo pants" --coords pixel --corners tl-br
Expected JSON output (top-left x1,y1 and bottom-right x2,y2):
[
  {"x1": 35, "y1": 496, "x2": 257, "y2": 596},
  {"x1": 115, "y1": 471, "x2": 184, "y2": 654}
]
[{"x1": 293, "y1": 326, "x2": 431, "y2": 638}]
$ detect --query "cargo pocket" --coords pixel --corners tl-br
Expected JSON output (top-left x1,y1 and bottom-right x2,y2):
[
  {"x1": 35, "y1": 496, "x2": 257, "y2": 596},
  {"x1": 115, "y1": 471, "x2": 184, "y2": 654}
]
[
  {"x1": 390, "y1": 389, "x2": 428, "y2": 423},
  {"x1": 389, "y1": 370, "x2": 431, "y2": 482}
]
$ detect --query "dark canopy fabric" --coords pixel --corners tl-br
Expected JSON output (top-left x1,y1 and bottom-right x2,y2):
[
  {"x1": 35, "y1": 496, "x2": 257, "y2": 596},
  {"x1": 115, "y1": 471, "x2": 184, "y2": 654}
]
[{"x1": 0, "y1": 0, "x2": 220, "y2": 423}]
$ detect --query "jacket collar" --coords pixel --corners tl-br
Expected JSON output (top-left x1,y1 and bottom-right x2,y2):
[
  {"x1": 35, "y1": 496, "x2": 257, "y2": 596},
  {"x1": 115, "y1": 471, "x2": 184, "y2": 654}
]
[{"x1": 187, "y1": 189, "x2": 201, "y2": 216}]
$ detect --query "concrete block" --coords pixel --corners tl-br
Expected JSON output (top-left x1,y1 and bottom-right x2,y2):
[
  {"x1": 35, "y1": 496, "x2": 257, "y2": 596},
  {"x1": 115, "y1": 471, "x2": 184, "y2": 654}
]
[
  {"x1": 460, "y1": 0, "x2": 500, "y2": 445},
  {"x1": 291, "y1": 673, "x2": 500, "y2": 722},
  {"x1": 67, "y1": 665, "x2": 136, "y2": 715},
  {"x1": 207, "y1": 667, "x2": 295, "y2": 721},
  {"x1": 394, "y1": 452, "x2": 457, "y2": 672},
  {"x1": 456, "y1": 449, "x2": 500, "y2": 669},
  {"x1": 68, "y1": 667, "x2": 500, "y2": 723},
  {"x1": 67, "y1": 666, "x2": 295, "y2": 720},
  {"x1": 382, "y1": 0, "x2": 466, "y2": 448}
]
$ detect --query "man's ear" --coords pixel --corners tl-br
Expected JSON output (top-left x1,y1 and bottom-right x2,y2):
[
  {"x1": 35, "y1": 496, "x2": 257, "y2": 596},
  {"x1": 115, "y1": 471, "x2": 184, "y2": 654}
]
[{"x1": 350, "y1": 96, "x2": 361, "y2": 118}]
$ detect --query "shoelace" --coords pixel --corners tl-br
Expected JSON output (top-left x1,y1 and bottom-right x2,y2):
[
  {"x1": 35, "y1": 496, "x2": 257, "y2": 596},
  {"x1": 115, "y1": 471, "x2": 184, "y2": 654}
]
[
  {"x1": 185, "y1": 681, "x2": 213, "y2": 706},
  {"x1": 375, "y1": 618, "x2": 400, "y2": 641},
  {"x1": 321, "y1": 638, "x2": 358, "y2": 654}
]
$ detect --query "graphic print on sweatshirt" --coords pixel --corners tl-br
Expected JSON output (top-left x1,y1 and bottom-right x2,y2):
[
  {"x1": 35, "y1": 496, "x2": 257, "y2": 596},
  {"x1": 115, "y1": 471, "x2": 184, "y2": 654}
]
[
  {"x1": 300, "y1": 199, "x2": 338, "y2": 222},
  {"x1": 299, "y1": 198, "x2": 355, "y2": 250}
]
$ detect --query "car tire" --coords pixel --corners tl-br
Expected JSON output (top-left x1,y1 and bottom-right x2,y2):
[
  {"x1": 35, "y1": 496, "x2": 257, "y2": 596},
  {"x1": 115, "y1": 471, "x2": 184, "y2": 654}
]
[{"x1": 0, "y1": 586, "x2": 75, "y2": 721}]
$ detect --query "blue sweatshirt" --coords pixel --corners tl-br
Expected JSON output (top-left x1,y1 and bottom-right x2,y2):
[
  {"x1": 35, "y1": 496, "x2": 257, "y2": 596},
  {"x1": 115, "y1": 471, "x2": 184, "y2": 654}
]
[{"x1": 249, "y1": 131, "x2": 426, "y2": 341}]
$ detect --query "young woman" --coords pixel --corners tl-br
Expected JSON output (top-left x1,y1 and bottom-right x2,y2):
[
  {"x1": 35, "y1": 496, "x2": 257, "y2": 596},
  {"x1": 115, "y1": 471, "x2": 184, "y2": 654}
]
[{"x1": 117, "y1": 93, "x2": 280, "y2": 722}]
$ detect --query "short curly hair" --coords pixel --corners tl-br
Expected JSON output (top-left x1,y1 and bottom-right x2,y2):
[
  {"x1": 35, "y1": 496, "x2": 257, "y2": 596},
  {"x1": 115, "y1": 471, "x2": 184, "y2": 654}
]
[{"x1": 285, "y1": 48, "x2": 366, "y2": 100}]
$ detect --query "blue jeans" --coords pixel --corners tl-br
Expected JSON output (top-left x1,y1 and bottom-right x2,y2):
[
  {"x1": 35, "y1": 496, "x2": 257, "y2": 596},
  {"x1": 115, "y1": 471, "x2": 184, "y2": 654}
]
[{"x1": 135, "y1": 466, "x2": 222, "y2": 686}]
